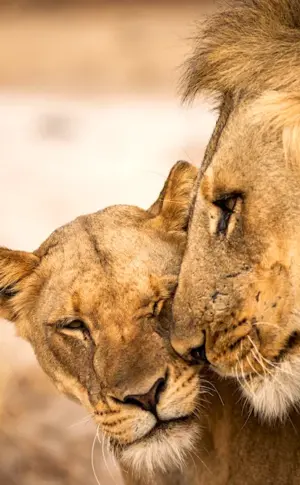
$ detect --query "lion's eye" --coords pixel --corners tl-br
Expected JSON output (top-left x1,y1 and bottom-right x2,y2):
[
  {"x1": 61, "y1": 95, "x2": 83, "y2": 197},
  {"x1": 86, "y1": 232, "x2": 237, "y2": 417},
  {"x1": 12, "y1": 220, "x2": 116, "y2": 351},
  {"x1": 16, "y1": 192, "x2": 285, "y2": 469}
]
[
  {"x1": 144, "y1": 300, "x2": 164, "y2": 319},
  {"x1": 63, "y1": 320, "x2": 87, "y2": 331},
  {"x1": 153, "y1": 301, "x2": 161, "y2": 316},
  {"x1": 214, "y1": 195, "x2": 239, "y2": 236},
  {"x1": 57, "y1": 319, "x2": 90, "y2": 339}
]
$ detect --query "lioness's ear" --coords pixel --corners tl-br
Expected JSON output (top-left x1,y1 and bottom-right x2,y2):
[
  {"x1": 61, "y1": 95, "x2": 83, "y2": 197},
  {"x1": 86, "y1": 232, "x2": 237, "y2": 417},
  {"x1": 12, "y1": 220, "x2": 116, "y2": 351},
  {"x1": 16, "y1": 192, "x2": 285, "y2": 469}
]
[
  {"x1": 148, "y1": 161, "x2": 198, "y2": 231},
  {"x1": 0, "y1": 247, "x2": 39, "y2": 321}
]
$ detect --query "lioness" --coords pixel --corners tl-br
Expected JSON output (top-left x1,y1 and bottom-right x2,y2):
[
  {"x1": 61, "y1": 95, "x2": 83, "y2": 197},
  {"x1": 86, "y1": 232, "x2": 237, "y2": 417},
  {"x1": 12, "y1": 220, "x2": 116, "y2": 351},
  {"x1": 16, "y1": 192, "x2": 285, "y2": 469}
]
[
  {"x1": 0, "y1": 162, "x2": 202, "y2": 484},
  {"x1": 172, "y1": 0, "x2": 300, "y2": 421},
  {"x1": 1, "y1": 161, "x2": 300, "y2": 484}
]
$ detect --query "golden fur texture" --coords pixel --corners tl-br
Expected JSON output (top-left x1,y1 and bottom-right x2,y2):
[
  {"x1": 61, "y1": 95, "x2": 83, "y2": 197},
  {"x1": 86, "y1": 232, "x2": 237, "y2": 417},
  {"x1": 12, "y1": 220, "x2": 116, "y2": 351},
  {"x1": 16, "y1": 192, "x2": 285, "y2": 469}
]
[
  {"x1": 2, "y1": 160, "x2": 300, "y2": 484},
  {"x1": 173, "y1": 0, "x2": 300, "y2": 421},
  {"x1": 122, "y1": 371, "x2": 300, "y2": 485},
  {"x1": 182, "y1": 0, "x2": 300, "y2": 100},
  {"x1": 0, "y1": 162, "x2": 204, "y2": 482}
]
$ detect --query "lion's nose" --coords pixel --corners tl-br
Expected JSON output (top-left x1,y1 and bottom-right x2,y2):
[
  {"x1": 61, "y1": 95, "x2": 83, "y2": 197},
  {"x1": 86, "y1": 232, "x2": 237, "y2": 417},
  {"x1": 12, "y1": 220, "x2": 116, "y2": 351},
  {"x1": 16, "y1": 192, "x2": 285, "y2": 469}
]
[
  {"x1": 171, "y1": 332, "x2": 208, "y2": 364},
  {"x1": 123, "y1": 377, "x2": 166, "y2": 414},
  {"x1": 172, "y1": 291, "x2": 207, "y2": 364}
]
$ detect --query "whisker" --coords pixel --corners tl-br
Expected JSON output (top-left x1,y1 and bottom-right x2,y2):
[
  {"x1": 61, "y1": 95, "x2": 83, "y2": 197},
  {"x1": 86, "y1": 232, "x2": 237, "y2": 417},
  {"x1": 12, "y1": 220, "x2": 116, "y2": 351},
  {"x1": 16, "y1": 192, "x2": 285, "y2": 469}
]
[
  {"x1": 234, "y1": 363, "x2": 242, "y2": 387},
  {"x1": 198, "y1": 387, "x2": 214, "y2": 397},
  {"x1": 248, "y1": 335, "x2": 294, "y2": 377},
  {"x1": 248, "y1": 337, "x2": 296, "y2": 401},
  {"x1": 254, "y1": 321, "x2": 281, "y2": 331},
  {"x1": 181, "y1": 148, "x2": 194, "y2": 164},
  {"x1": 187, "y1": 447, "x2": 197, "y2": 472},
  {"x1": 68, "y1": 414, "x2": 93, "y2": 429},
  {"x1": 246, "y1": 354, "x2": 260, "y2": 378},
  {"x1": 250, "y1": 348, "x2": 269, "y2": 380},
  {"x1": 240, "y1": 404, "x2": 253, "y2": 431},
  {"x1": 200, "y1": 378, "x2": 224, "y2": 406},
  {"x1": 140, "y1": 169, "x2": 167, "y2": 180},
  {"x1": 249, "y1": 339, "x2": 276, "y2": 381},
  {"x1": 287, "y1": 413, "x2": 298, "y2": 435},
  {"x1": 189, "y1": 447, "x2": 212, "y2": 475},
  {"x1": 239, "y1": 360, "x2": 253, "y2": 395},
  {"x1": 91, "y1": 425, "x2": 102, "y2": 485},
  {"x1": 99, "y1": 429, "x2": 118, "y2": 485}
]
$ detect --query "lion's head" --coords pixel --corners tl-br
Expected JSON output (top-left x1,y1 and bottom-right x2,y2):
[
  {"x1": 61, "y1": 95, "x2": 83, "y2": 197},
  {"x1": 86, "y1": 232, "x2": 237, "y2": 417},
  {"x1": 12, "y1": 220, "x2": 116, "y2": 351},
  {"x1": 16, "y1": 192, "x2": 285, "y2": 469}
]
[
  {"x1": 0, "y1": 161, "x2": 202, "y2": 475},
  {"x1": 172, "y1": 0, "x2": 300, "y2": 421}
]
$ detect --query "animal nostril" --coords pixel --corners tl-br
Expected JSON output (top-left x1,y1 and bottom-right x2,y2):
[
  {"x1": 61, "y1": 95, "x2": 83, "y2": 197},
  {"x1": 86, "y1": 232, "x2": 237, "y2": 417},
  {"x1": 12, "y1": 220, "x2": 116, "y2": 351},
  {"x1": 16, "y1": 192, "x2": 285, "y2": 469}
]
[
  {"x1": 155, "y1": 377, "x2": 167, "y2": 401},
  {"x1": 123, "y1": 377, "x2": 166, "y2": 414},
  {"x1": 190, "y1": 345, "x2": 208, "y2": 364},
  {"x1": 171, "y1": 338, "x2": 191, "y2": 359},
  {"x1": 171, "y1": 332, "x2": 206, "y2": 363}
]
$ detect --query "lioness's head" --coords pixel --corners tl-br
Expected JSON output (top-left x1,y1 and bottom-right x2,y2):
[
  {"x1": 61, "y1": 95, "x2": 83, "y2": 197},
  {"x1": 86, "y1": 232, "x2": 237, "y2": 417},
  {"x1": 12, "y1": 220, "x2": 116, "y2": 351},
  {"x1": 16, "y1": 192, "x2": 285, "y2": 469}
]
[
  {"x1": 173, "y1": 0, "x2": 300, "y2": 421},
  {"x1": 0, "y1": 162, "x2": 202, "y2": 474}
]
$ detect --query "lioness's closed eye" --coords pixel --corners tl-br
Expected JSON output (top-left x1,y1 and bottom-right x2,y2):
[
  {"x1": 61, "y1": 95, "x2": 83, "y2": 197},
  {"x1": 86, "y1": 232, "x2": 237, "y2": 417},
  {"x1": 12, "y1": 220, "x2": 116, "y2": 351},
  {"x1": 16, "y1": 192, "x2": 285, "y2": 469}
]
[{"x1": 0, "y1": 161, "x2": 202, "y2": 478}]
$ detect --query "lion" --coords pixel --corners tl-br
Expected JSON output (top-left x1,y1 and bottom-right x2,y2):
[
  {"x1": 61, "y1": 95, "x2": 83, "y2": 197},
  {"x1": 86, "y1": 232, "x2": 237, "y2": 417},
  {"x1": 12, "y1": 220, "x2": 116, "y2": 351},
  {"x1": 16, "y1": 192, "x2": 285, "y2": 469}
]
[
  {"x1": 1, "y1": 160, "x2": 300, "y2": 484},
  {"x1": 172, "y1": 0, "x2": 300, "y2": 422}
]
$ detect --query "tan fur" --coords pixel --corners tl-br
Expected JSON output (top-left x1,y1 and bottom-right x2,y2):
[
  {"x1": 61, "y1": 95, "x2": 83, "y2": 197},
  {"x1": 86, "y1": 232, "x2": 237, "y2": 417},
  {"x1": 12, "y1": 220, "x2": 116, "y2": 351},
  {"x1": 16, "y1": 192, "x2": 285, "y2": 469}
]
[
  {"x1": 3, "y1": 159, "x2": 300, "y2": 484},
  {"x1": 173, "y1": 0, "x2": 300, "y2": 422},
  {"x1": 251, "y1": 91, "x2": 300, "y2": 164},
  {"x1": 0, "y1": 162, "x2": 206, "y2": 482}
]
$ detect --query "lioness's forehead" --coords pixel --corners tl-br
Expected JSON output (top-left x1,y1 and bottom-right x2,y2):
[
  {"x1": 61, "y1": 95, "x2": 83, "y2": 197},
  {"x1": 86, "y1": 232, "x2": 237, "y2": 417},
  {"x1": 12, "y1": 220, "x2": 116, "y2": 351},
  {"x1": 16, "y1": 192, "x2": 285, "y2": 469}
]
[
  {"x1": 34, "y1": 205, "x2": 179, "y2": 320},
  {"x1": 39, "y1": 206, "x2": 173, "y2": 272}
]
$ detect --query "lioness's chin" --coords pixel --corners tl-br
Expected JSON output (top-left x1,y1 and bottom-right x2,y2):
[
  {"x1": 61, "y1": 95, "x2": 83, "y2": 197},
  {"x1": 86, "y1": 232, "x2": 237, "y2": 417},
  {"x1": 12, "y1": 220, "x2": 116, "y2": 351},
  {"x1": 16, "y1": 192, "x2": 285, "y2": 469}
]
[
  {"x1": 118, "y1": 418, "x2": 199, "y2": 476},
  {"x1": 242, "y1": 356, "x2": 300, "y2": 421}
]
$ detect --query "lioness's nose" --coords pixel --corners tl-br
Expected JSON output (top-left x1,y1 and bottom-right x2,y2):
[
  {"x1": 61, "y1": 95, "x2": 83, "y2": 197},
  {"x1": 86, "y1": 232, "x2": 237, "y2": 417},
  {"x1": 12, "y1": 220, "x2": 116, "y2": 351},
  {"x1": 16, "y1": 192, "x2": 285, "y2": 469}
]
[{"x1": 123, "y1": 377, "x2": 166, "y2": 414}]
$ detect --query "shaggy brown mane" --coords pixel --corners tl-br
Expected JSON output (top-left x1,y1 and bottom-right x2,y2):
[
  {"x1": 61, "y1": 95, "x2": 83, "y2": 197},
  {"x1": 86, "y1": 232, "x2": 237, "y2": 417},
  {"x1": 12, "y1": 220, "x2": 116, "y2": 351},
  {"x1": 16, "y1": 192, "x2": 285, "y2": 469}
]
[{"x1": 182, "y1": 0, "x2": 300, "y2": 102}]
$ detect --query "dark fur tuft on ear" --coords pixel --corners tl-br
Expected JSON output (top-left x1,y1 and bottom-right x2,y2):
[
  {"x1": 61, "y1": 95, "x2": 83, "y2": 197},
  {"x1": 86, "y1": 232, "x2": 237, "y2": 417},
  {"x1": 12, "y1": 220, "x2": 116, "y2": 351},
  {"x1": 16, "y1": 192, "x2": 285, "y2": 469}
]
[
  {"x1": 148, "y1": 161, "x2": 198, "y2": 232},
  {"x1": 0, "y1": 248, "x2": 39, "y2": 320},
  {"x1": 181, "y1": 0, "x2": 300, "y2": 101}
]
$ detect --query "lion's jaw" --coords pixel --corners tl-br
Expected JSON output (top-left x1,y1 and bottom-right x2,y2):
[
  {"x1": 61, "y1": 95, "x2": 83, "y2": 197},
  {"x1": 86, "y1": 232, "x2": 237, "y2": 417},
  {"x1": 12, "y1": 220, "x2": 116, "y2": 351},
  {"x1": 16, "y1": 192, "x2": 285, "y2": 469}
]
[{"x1": 239, "y1": 356, "x2": 300, "y2": 421}]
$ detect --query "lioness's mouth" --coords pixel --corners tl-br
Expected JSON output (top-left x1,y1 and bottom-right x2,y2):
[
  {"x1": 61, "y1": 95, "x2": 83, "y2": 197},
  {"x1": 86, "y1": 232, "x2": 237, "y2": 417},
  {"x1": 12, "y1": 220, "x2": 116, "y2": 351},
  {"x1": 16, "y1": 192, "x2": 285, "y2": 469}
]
[
  {"x1": 143, "y1": 415, "x2": 192, "y2": 438},
  {"x1": 114, "y1": 414, "x2": 193, "y2": 451},
  {"x1": 116, "y1": 414, "x2": 199, "y2": 475}
]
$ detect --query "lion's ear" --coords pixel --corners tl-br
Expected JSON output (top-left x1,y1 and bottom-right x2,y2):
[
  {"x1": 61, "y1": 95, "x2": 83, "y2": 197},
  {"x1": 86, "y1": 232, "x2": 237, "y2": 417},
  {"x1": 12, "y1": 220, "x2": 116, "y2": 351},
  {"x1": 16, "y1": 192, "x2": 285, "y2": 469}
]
[
  {"x1": 0, "y1": 247, "x2": 39, "y2": 321},
  {"x1": 148, "y1": 161, "x2": 198, "y2": 232}
]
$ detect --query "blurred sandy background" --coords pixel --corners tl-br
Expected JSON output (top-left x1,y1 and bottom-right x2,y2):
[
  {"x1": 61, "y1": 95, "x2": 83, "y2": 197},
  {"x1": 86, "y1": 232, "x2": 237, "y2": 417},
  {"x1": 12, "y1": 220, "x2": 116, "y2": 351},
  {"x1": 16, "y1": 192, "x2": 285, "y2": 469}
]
[{"x1": 0, "y1": 2, "x2": 216, "y2": 484}]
